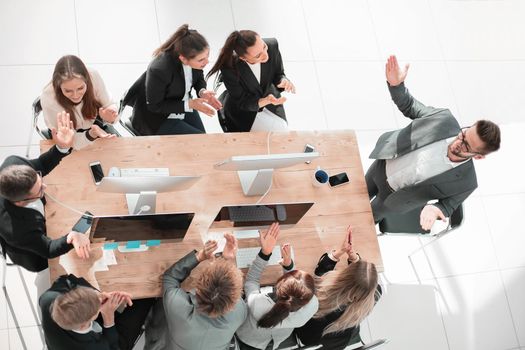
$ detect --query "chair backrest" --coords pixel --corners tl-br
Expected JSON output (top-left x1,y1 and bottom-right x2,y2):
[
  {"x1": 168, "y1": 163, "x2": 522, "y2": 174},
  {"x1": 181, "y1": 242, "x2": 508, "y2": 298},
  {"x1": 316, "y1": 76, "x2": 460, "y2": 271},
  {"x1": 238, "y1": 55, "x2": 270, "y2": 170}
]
[
  {"x1": 32, "y1": 97, "x2": 51, "y2": 140},
  {"x1": 117, "y1": 88, "x2": 141, "y2": 136}
]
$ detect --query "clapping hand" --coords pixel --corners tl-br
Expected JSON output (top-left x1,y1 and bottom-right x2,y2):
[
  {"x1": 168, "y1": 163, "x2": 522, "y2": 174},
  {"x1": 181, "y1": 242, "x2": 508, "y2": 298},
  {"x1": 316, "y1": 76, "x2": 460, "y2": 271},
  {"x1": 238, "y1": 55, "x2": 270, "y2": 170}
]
[
  {"x1": 51, "y1": 111, "x2": 75, "y2": 149},
  {"x1": 196, "y1": 240, "x2": 218, "y2": 262},
  {"x1": 385, "y1": 55, "x2": 409, "y2": 87},
  {"x1": 222, "y1": 233, "x2": 238, "y2": 261},
  {"x1": 277, "y1": 78, "x2": 296, "y2": 93},
  {"x1": 333, "y1": 225, "x2": 353, "y2": 260},
  {"x1": 99, "y1": 107, "x2": 118, "y2": 123},
  {"x1": 260, "y1": 222, "x2": 280, "y2": 255},
  {"x1": 200, "y1": 90, "x2": 223, "y2": 110},
  {"x1": 278, "y1": 243, "x2": 292, "y2": 267},
  {"x1": 258, "y1": 94, "x2": 287, "y2": 108}
]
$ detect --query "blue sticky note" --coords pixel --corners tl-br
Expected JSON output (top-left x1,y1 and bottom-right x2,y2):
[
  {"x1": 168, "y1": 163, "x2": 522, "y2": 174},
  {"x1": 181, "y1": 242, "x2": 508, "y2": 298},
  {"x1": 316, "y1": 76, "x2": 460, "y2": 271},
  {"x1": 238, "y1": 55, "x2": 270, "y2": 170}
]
[
  {"x1": 126, "y1": 240, "x2": 141, "y2": 249},
  {"x1": 146, "y1": 240, "x2": 161, "y2": 247},
  {"x1": 103, "y1": 242, "x2": 119, "y2": 250}
]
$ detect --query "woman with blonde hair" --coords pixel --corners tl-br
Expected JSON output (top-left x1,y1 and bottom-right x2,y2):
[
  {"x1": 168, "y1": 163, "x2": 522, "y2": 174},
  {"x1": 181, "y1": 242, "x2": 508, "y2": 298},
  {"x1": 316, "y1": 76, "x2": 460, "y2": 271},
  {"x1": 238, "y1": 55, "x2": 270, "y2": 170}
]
[{"x1": 295, "y1": 227, "x2": 382, "y2": 349}]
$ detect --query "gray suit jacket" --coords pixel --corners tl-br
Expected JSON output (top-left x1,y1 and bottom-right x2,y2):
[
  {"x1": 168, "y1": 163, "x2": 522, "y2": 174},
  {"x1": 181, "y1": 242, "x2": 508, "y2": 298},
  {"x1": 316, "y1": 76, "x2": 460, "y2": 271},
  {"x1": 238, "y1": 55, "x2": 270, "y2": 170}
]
[
  {"x1": 369, "y1": 82, "x2": 477, "y2": 218},
  {"x1": 157, "y1": 251, "x2": 247, "y2": 350}
]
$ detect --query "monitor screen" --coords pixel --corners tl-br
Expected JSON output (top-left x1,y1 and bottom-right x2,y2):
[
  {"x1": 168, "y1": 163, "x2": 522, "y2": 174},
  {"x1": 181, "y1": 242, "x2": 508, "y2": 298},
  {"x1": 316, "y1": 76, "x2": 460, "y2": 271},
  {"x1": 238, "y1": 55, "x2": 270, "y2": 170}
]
[
  {"x1": 89, "y1": 212, "x2": 194, "y2": 243},
  {"x1": 212, "y1": 202, "x2": 314, "y2": 228}
]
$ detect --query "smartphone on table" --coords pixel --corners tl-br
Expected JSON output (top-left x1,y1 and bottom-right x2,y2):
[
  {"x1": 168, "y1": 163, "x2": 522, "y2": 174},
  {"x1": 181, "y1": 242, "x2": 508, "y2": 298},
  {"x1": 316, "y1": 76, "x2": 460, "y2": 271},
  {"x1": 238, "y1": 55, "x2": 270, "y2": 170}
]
[
  {"x1": 89, "y1": 161, "x2": 104, "y2": 185},
  {"x1": 329, "y1": 172, "x2": 350, "y2": 188},
  {"x1": 72, "y1": 211, "x2": 94, "y2": 234}
]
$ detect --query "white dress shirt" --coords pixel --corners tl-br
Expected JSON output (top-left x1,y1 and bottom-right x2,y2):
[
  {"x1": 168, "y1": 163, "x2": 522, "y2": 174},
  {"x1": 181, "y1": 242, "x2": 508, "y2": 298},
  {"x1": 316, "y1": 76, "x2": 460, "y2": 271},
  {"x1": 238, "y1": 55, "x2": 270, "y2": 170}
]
[
  {"x1": 386, "y1": 137, "x2": 467, "y2": 191},
  {"x1": 168, "y1": 63, "x2": 193, "y2": 120}
]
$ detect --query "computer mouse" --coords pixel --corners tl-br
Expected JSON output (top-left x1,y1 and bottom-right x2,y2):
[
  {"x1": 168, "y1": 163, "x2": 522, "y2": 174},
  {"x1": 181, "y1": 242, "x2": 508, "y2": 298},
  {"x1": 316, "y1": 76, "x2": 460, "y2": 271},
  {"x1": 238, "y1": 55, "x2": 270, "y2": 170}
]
[
  {"x1": 276, "y1": 205, "x2": 287, "y2": 221},
  {"x1": 108, "y1": 167, "x2": 120, "y2": 177}
]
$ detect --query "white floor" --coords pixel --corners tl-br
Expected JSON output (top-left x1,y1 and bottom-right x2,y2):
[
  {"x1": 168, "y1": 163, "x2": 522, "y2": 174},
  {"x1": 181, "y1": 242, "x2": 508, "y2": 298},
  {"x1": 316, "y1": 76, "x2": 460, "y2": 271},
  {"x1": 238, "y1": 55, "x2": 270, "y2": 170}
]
[{"x1": 1, "y1": 0, "x2": 524, "y2": 349}]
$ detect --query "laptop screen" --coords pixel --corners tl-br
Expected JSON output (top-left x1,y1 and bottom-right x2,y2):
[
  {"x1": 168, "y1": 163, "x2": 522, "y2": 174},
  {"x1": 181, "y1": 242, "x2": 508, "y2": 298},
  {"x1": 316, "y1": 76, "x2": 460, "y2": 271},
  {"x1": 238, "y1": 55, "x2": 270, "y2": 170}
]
[
  {"x1": 213, "y1": 202, "x2": 314, "y2": 228},
  {"x1": 89, "y1": 212, "x2": 194, "y2": 243}
]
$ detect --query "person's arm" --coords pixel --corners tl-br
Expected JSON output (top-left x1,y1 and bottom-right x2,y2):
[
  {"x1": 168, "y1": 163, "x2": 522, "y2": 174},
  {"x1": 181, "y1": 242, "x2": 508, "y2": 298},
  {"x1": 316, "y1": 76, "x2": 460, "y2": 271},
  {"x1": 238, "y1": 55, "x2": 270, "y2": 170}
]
[
  {"x1": 90, "y1": 70, "x2": 118, "y2": 124},
  {"x1": 162, "y1": 241, "x2": 217, "y2": 316},
  {"x1": 244, "y1": 251, "x2": 269, "y2": 298},
  {"x1": 101, "y1": 326, "x2": 119, "y2": 350},
  {"x1": 268, "y1": 39, "x2": 287, "y2": 88},
  {"x1": 16, "y1": 228, "x2": 73, "y2": 259},
  {"x1": 192, "y1": 69, "x2": 207, "y2": 96},
  {"x1": 26, "y1": 145, "x2": 70, "y2": 177},
  {"x1": 315, "y1": 226, "x2": 356, "y2": 276},
  {"x1": 221, "y1": 68, "x2": 261, "y2": 112},
  {"x1": 385, "y1": 55, "x2": 440, "y2": 120},
  {"x1": 145, "y1": 66, "x2": 186, "y2": 115}
]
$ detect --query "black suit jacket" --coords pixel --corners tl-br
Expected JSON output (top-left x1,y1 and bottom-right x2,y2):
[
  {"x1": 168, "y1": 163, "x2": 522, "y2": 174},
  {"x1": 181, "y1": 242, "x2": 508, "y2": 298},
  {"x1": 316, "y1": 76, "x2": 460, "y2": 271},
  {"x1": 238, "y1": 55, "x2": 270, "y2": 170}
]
[
  {"x1": 129, "y1": 51, "x2": 207, "y2": 135},
  {"x1": 39, "y1": 274, "x2": 119, "y2": 350},
  {"x1": 0, "y1": 146, "x2": 72, "y2": 272},
  {"x1": 220, "y1": 38, "x2": 288, "y2": 132}
]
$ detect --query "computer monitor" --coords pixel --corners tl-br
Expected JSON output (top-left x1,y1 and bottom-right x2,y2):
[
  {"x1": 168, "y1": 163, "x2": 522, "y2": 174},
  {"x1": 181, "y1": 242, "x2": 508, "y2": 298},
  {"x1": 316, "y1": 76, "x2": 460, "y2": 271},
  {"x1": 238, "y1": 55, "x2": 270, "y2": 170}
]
[
  {"x1": 214, "y1": 152, "x2": 319, "y2": 196},
  {"x1": 211, "y1": 202, "x2": 314, "y2": 229},
  {"x1": 89, "y1": 212, "x2": 194, "y2": 250},
  {"x1": 97, "y1": 176, "x2": 200, "y2": 215}
]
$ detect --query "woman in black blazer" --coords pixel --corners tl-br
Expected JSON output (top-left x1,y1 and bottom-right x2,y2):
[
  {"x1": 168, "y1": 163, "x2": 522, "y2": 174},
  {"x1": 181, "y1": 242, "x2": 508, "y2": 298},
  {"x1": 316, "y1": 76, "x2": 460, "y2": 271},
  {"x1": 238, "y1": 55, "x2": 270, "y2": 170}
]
[
  {"x1": 130, "y1": 24, "x2": 221, "y2": 135},
  {"x1": 207, "y1": 30, "x2": 295, "y2": 132}
]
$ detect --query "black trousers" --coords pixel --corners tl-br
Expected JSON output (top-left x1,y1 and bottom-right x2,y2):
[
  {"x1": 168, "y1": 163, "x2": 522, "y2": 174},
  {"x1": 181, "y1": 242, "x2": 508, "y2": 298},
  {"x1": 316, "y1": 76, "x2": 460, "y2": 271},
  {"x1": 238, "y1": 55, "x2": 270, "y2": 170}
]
[{"x1": 156, "y1": 110, "x2": 205, "y2": 135}]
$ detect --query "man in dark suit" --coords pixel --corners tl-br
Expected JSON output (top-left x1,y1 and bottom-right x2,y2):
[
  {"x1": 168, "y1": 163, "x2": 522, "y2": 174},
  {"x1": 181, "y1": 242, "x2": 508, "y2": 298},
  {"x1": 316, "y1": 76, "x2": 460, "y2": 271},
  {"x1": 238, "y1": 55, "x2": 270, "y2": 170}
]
[
  {"x1": 40, "y1": 273, "x2": 152, "y2": 350},
  {"x1": 366, "y1": 55, "x2": 501, "y2": 232},
  {"x1": 0, "y1": 111, "x2": 91, "y2": 273}
]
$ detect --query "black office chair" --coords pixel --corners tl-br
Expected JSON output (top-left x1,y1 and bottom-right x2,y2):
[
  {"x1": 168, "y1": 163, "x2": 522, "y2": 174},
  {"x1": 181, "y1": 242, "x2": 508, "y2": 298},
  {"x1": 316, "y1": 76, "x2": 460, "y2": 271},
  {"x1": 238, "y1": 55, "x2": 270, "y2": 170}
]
[
  {"x1": 25, "y1": 96, "x2": 51, "y2": 157},
  {"x1": 117, "y1": 88, "x2": 142, "y2": 136}
]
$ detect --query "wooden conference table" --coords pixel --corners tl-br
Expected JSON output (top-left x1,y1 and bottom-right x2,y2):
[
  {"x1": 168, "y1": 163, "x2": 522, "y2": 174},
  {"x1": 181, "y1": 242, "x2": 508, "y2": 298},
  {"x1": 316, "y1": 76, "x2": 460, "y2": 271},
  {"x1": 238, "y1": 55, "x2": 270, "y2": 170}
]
[{"x1": 42, "y1": 130, "x2": 382, "y2": 299}]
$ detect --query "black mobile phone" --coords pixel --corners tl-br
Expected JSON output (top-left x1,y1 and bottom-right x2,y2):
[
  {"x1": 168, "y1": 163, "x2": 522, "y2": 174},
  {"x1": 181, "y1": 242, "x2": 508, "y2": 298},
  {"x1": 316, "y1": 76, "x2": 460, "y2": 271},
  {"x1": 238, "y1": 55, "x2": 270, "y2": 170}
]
[
  {"x1": 304, "y1": 144, "x2": 315, "y2": 164},
  {"x1": 89, "y1": 161, "x2": 104, "y2": 185},
  {"x1": 329, "y1": 172, "x2": 350, "y2": 187},
  {"x1": 72, "y1": 211, "x2": 94, "y2": 233}
]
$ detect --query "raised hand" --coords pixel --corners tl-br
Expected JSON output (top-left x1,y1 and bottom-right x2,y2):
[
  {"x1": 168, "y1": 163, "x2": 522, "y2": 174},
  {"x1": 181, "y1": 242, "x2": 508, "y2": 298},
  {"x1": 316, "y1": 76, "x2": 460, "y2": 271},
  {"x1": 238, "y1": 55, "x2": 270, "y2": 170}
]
[
  {"x1": 196, "y1": 240, "x2": 218, "y2": 262},
  {"x1": 279, "y1": 243, "x2": 292, "y2": 267},
  {"x1": 277, "y1": 78, "x2": 296, "y2": 93},
  {"x1": 66, "y1": 231, "x2": 91, "y2": 259},
  {"x1": 420, "y1": 205, "x2": 446, "y2": 231},
  {"x1": 99, "y1": 107, "x2": 118, "y2": 123},
  {"x1": 333, "y1": 225, "x2": 354, "y2": 260},
  {"x1": 385, "y1": 55, "x2": 409, "y2": 87},
  {"x1": 222, "y1": 233, "x2": 238, "y2": 261},
  {"x1": 51, "y1": 111, "x2": 75, "y2": 149},
  {"x1": 260, "y1": 222, "x2": 280, "y2": 255},
  {"x1": 200, "y1": 90, "x2": 223, "y2": 110},
  {"x1": 189, "y1": 98, "x2": 215, "y2": 117}
]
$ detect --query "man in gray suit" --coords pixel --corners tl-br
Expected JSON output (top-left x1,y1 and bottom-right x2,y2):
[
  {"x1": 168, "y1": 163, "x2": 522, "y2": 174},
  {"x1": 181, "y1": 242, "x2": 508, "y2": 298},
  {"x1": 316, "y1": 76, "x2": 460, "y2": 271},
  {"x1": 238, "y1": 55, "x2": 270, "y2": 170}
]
[
  {"x1": 145, "y1": 233, "x2": 247, "y2": 350},
  {"x1": 366, "y1": 55, "x2": 501, "y2": 232}
]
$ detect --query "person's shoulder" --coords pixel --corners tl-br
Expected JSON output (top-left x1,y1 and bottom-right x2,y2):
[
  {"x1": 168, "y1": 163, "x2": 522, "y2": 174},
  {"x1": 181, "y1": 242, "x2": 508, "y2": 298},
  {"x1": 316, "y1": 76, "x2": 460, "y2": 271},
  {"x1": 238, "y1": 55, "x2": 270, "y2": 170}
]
[
  {"x1": 264, "y1": 37, "x2": 279, "y2": 48},
  {"x1": 1, "y1": 155, "x2": 30, "y2": 170},
  {"x1": 149, "y1": 51, "x2": 178, "y2": 72},
  {"x1": 40, "y1": 82, "x2": 57, "y2": 106}
]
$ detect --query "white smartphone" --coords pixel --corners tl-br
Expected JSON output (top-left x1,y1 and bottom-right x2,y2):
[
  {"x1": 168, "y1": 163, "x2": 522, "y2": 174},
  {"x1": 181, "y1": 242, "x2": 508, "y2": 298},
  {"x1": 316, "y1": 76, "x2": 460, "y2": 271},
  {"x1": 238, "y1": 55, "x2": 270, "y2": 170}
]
[{"x1": 89, "y1": 161, "x2": 104, "y2": 185}]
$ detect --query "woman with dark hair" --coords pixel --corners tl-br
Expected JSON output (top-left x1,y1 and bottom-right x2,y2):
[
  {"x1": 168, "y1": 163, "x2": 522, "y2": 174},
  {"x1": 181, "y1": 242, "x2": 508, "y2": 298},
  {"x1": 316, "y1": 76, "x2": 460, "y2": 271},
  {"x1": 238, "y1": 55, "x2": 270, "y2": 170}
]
[
  {"x1": 207, "y1": 30, "x2": 295, "y2": 132},
  {"x1": 41, "y1": 55, "x2": 117, "y2": 149},
  {"x1": 129, "y1": 24, "x2": 221, "y2": 135},
  {"x1": 235, "y1": 223, "x2": 318, "y2": 350},
  {"x1": 295, "y1": 227, "x2": 382, "y2": 349}
]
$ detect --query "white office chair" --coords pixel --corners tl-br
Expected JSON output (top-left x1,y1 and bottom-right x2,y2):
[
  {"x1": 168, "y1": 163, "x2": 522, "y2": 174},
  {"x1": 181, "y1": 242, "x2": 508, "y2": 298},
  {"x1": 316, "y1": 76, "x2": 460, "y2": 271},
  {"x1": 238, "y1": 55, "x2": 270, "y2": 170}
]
[
  {"x1": 1, "y1": 242, "x2": 45, "y2": 348},
  {"x1": 25, "y1": 96, "x2": 51, "y2": 157}
]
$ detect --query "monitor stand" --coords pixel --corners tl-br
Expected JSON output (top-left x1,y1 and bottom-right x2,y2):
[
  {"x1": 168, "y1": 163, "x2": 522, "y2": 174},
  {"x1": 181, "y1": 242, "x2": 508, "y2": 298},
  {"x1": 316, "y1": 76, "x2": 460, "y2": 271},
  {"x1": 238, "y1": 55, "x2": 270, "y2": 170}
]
[
  {"x1": 237, "y1": 169, "x2": 273, "y2": 196},
  {"x1": 125, "y1": 191, "x2": 157, "y2": 215}
]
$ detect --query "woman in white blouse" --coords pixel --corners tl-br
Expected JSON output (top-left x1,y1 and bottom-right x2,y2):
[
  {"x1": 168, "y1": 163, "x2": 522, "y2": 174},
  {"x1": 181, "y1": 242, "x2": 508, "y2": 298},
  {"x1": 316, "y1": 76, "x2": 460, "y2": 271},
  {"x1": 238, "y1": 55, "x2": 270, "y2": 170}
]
[{"x1": 41, "y1": 55, "x2": 117, "y2": 150}]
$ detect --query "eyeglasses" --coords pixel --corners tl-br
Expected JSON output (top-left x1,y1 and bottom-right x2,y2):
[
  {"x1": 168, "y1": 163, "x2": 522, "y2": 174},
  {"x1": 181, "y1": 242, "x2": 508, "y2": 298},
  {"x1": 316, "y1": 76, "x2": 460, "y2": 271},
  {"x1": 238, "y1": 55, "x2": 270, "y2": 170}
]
[
  {"x1": 458, "y1": 127, "x2": 482, "y2": 156},
  {"x1": 19, "y1": 171, "x2": 46, "y2": 202}
]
